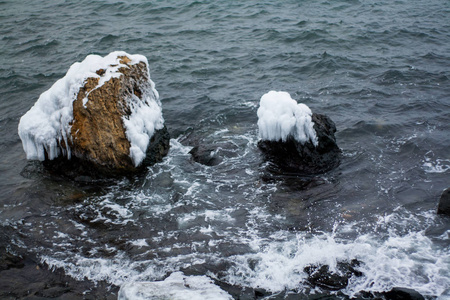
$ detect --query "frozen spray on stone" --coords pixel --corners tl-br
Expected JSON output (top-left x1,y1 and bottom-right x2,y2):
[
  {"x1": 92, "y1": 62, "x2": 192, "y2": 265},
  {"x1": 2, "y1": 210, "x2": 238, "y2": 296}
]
[
  {"x1": 257, "y1": 91, "x2": 340, "y2": 174},
  {"x1": 18, "y1": 51, "x2": 169, "y2": 175},
  {"x1": 257, "y1": 91, "x2": 318, "y2": 145}
]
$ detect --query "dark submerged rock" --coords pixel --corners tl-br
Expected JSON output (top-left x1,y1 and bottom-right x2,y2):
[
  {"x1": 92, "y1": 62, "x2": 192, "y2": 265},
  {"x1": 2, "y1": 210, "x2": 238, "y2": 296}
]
[
  {"x1": 437, "y1": 187, "x2": 450, "y2": 215},
  {"x1": 189, "y1": 145, "x2": 222, "y2": 166},
  {"x1": 258, "y1": 113, "x2": 341, "y2": 174},
  {"x1": 181, "y1": 130, "x2": 239, "y2": 167},
  {"x1": 381, "y1": 287, "x2": 425, "y2": 300},
  {"x1": 304, "y1": 259, "x2": 363, "y2": 291},
  {"x1": 140, "y1": 126, "x2": 171, "y2": 167}
]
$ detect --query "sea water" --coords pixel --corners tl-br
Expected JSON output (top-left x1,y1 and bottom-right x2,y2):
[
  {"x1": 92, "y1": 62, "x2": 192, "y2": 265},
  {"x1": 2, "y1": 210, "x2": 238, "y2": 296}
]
[{"x1": 0, "y1": 0, "x2": 449, "y2": 298}]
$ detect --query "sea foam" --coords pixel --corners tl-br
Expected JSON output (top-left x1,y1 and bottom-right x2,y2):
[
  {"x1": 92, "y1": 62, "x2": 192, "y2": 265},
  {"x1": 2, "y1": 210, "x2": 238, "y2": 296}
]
[
  {"x1": 118, "y1": 272, "x2": 232, "y2": 300},
  {"x1": 18, "y1": 51, "x2": 163, "y2": 167},
  {"x1": 257, "y1": 91, "x2": 318, "y2": 146}
]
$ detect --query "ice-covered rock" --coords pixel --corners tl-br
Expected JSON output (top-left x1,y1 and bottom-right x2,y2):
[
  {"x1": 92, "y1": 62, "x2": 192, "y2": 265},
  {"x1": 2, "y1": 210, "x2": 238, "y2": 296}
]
[
  {"x1": 257, "y1": 91, "x2": 318, "y2": 145},
  {"x1": 118, "y1": 272, "x2": 233, "y2": 300},
  {"x1": 18, "y1": 51, "x2": 169, "y2": 176},
  {"x1": 257, "y1": 91, "x2": 340, "y2": 174}
]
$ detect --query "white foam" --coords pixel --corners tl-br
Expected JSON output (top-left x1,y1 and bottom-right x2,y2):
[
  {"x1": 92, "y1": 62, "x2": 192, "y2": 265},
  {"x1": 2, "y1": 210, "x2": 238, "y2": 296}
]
[
  {"x1": 225, "y1": 219, "x2": 450, "y2": 298},
  {"x1": 257, "y1": 91, "x2": 318, "y2": 145},
  {"x1": 18, "y1": 51, "x2": 163, "y2": 167},
  {"x1": 423, "y1": 158, "x2": 450, "y2": 173},
  {"x1": 130, "y1": 239, "x2": 149, "y2": 248},
  {"x1": 118, "y1": 272, "x2": 232, "y2": 300},
  {"x1": 178, "y1": 209, "x2": 235, "y2": 227}
]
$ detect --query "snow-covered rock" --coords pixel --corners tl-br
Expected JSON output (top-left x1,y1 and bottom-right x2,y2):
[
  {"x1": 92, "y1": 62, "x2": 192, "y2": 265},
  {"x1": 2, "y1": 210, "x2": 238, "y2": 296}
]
[
  {"x1": 257, "y1": 91, "x2": 318, "y2": 146},
  {"x1": 18, "y1": 51, "x2": 169, "y2": 176},
  {"x1": 257, "y1": 91, "x2": 340, "y2": 174}
]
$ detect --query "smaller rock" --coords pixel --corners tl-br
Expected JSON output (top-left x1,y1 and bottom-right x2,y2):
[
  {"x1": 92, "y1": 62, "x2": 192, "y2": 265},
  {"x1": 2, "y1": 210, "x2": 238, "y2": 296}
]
[
  {"x1": 256, "y1": 91, "x2": 340, "y2": 174},
  {"x1": 189, "y1": 145, "x2": 222, "y2": 166},
  {"x1": 304, "y1": 259, "x2": 363, "y2": 291},
  {"x1": 258, "y1": 113, "x2": 341, "y2": 174},
  {"x1": 181, "y1": 131, "x2": 239, "y2": 167},
  {"x1": 437, "y1": 187, "x2": 450, "y2": 215}
]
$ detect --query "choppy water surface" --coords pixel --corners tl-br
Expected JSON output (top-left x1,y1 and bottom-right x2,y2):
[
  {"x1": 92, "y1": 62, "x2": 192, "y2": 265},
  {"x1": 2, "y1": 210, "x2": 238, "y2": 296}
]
[{"x1": 0, "y1": 0, "x2": 449, "y2": 298}]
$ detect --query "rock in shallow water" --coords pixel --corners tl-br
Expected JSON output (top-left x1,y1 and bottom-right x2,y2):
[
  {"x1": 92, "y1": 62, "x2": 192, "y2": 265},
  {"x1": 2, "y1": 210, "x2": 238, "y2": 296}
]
[
  {"x1": 69, "y1": 55, "x2": 167, "y2": 172},
  {"x1": 381, "y1": 287, "x2": 425, "y2": 300},
  {"x1": 258, "y1": 113, "x2": 341, "y2": 174},
  {"x1": 0, "y1": 225, "x2": 117, "y2": 299},
  {"x1": 19, "y1": 52, "x2": 170, "y2": 177},
  {"x1": 437, "y1": 187, "x2": 450, "y2": 216},
  {"x1": 303, "y1": 259, "x2": 363, "y2": 291},
  {"x1": 189, "y1": 144, "x2": 223, "y2": 166}
]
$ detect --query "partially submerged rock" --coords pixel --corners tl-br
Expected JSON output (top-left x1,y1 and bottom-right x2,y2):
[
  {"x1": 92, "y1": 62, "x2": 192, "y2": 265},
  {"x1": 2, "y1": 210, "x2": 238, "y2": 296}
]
[
  {"x1": 189, "y1": 144, "x2": 222, "y2": 166},
  {"x1": 257, "y1": 91, "x2": 340, "y2": 174},
  {"x1": 18, "y1": 52, "x2": 169, "y2": 176},
  {"x1": 437, "y1": 187, "x2": 450, "y2": 216},
  {"x1": 382, "y1": 287, "x2": 425, "y2": 300},
  {"x1": 304, "y1": 259, "x2": 363, "y2": 291},
  {"x1": 180, "y1": 130, "x2": 240, "y2": 167}
]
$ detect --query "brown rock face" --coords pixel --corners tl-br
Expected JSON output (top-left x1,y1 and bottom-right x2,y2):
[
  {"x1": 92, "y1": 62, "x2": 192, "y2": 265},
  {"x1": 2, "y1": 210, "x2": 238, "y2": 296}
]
[{"x1": 65, "y1": 55, "x2": 168, "y2": 175}]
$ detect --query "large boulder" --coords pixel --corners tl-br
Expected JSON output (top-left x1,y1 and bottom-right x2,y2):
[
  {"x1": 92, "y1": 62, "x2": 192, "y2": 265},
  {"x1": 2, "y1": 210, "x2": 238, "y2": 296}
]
[
  {"x1": 19, "y1": 52, "x2": 169, "y2": 177},
  {"x1": 257, "y1": 91, "x2": 340, "y2": 174}
]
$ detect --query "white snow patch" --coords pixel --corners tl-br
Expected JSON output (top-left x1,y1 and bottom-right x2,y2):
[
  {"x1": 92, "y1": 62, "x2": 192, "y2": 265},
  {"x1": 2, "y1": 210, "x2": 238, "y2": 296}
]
[
  {"x1": 118, "y1": 272, "x2": 232, "y2": 300},
  {"x1": 18, "y1": 51, "x2": 164, "y2": 167},
  {"x1": 257, "y1": 91, "x2": 318, "y2": 146}
]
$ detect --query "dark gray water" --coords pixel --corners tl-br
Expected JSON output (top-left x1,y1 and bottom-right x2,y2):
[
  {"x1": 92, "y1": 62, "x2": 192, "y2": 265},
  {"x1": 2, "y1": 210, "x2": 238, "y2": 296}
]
[{"x1": 1, "y1": 0, "x2": 449, "y2": 298}]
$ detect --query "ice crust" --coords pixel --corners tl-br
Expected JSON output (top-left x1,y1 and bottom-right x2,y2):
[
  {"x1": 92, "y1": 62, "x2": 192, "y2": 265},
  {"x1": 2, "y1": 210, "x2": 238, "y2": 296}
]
[
  {"x1": 257, "y1": 91, "x2": 318, "y2": 146},
  {"x1": 123, "y1": 88, "x2": 164, "y2": 167},
  {"x1": 118, "y1": 272, "x2": 232, "y2": 300},
  {"x1": 18, "y1": 51, "x2": 163, "y2": 167}
]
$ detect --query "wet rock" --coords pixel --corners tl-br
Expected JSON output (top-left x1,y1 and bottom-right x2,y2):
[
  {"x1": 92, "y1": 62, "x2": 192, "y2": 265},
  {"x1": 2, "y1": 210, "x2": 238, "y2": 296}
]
[
  {"x1": 0, "y1": 256, "x2": 118, "y2": 300},
  {"x1": 304, "y1": 259, "x2": 363, "y2": 291},
  {"x1": 0, "y1": 226, "x2": 24, "y2": 272},
  {"x1": 382, "y1": 287, "x2": 425, "y2": 300},
  {"x1": 189, "y1": 145, "x2": 222, "y2": 166},
  {"x1": 258, "y1": 113, "x2": 341, "y2": 174},
  {"x1": 0, "y1": 224, "x2": 117, "y2": 299},
  {"x1": 141, "y1": 125, "x2": 171, "y2": 167},
  {"x1": 437, "y1": 187, "x2": 450, "y2": 215},
  {"x1": 0, "y1": 251, "x2": 24, "y2": 272},
  {"x1": 181, "y1": 131, "x2": 239, "y2": 167}
]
